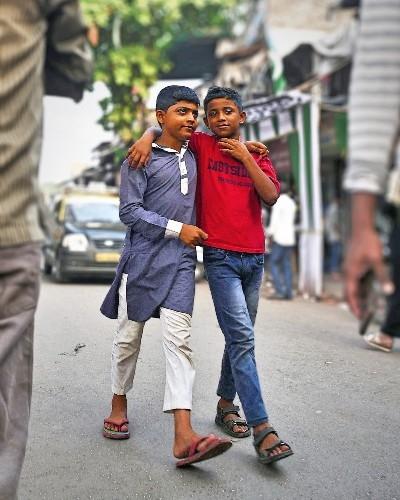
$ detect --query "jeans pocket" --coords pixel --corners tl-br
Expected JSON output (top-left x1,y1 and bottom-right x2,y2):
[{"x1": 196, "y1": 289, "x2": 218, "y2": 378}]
[
  {"x1": 254, "y1": 254, "x2": 264, "y2": 266},
  {"x1": 204, "y1": 248, "x2": 228, "y2": 263}
]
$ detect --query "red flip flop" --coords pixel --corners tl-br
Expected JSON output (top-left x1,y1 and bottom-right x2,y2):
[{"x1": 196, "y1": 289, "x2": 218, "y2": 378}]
[
  {"x1": 176, "y1": 435, "x2": 232, "y2": 468},
  {"x1": 103, "y1": 418, "x2": 130, "y2": 440}
]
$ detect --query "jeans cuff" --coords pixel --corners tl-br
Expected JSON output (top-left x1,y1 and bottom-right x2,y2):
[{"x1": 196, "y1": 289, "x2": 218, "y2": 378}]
[
  {"x1": 248, "y1": 417, "x2": 269, "y2": 427},
  {"x1": 217, "y1": 389, "x2": 236, "y2": 401}
]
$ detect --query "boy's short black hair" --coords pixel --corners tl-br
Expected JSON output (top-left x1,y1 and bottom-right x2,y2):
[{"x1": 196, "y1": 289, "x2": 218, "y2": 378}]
[
  {"x1": 156, "y1": 85, "x2": 200, "y2": 111},
  {"x1": 204, "y1": 86, "x2": 243, "y2": 113}
]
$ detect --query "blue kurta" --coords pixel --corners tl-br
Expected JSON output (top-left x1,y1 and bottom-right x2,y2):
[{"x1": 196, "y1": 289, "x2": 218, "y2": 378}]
[{"x1": 100, "y1": 145, "x2": 197, "y2": 322}]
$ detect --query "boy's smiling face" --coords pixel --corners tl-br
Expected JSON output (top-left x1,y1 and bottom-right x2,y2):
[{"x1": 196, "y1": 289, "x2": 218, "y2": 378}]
[
  {"x1": 156, "y1": 100, "x2": 199, "y2": 143},
  {"x1": 204, "y1": 98, "x2": 246, "y2": 139}
]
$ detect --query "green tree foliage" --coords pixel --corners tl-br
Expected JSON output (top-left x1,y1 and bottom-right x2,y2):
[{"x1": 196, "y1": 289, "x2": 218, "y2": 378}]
[{"x1": 81, "y1": 0, "x2": 239, "y2": 143}]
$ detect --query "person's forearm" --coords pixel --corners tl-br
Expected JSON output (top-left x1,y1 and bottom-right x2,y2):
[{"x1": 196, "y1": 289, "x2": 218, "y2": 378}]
[
  {"x1": 351, "y1": 193, "x2": 378, "y2": 236},
  {"x1": 242, "y1": 156, "x2": 278, "y2": 205},
  {"x1": 144, "y1": 126, "x2": 161, "y2": 141}
]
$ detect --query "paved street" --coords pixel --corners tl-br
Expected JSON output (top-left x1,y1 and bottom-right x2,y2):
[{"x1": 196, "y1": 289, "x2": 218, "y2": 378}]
[{"x1": 20, "y1": 278, "x2": 400, "y2": 500}]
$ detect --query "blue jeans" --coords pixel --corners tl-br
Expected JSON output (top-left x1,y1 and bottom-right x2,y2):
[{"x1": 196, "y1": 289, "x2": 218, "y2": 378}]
[
  {"x1": 327, "y1": 241, "x2": 342, "y2": 274},
  {"x1": 269, "y1": 243, "x2": 293, "y2": 298},
  {"x1": 203, "y1": 247, "x2": 268, "y2": 427}
]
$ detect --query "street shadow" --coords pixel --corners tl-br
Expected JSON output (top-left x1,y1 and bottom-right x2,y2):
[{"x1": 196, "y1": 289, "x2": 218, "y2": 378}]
[
  {"x1": 172, "y1": 465, "x2": 217, "y2": 481},
  {"x1": 234, "y1": 447, "x2": 289, "y2": 480}
]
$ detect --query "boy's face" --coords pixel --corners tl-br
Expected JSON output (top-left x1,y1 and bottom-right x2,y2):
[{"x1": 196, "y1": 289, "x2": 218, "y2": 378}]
[
  {"x1": 156, "y1": 100, "x2": 199, "y2": 142},
  {"x1": 204, "y1": 98, "x2": 246, "y2": 139}
]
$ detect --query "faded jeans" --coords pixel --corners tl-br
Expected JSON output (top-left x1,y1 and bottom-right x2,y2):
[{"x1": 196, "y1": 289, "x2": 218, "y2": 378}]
[{"x1": 203, "y1": 247, "x2": 268, "y2": 427}]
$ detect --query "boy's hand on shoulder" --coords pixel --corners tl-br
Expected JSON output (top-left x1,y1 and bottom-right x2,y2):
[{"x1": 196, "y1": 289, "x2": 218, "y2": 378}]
[
  {"x1": 179, "y1": 224, "x2": 208, "y2": 249},
  {"x1": 218, "y1": 138, "x2": 251, "y2": 162},
  {"x1": 245, "y1": 141, "x2": 269, "y2": 157},
  {"x1": 127, "y1": 136, "x2": 153, "y2": 169}
]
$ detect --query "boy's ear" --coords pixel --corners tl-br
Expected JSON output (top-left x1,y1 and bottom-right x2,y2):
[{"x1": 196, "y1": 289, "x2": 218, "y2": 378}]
[
  {"x1": 203, "y1": 116, "x2": 210, "y2": 130},
  {"x1": 239, "y1": 110, "x2": 246, "y2": 125},
  {"x1": 155, "y1": 109, "x2": 165, "y2": 126}
]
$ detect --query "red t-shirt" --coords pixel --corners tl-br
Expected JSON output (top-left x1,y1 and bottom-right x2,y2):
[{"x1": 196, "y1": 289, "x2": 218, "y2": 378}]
[{"x1": 189, "y1": 132, "x2": 280, "y2": 254}]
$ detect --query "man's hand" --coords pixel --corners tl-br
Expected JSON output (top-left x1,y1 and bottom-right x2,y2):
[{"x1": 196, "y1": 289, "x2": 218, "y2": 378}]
[
  {"x1": 344, "y1": 229, "x2": 392, "y2": 318},
  {"x1": 344, "y1": 193, "x2": 393, "y2": 318},
  {"x1": 127, "y1": 135, "x2": 153, "y2": 169},
  {"x1": 218, "y1": 138, "x2": 252, "y2": 163},
  {"x1": 244, "y1": 141, "x2": 269, "y2": 157},
  {"x1": 179, "y1": 224, "x2": 208, "y2": 248}
]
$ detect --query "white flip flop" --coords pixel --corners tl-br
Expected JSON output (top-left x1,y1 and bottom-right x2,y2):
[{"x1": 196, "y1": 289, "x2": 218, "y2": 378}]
[{"x1": 363, "y1": 333, "x2": 392, "y2": 353}]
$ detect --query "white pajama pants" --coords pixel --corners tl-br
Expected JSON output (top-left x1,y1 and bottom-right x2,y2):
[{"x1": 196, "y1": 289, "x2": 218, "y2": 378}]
[{"x1": 111, "y1": 274, "x2": 195, "y2": 412}]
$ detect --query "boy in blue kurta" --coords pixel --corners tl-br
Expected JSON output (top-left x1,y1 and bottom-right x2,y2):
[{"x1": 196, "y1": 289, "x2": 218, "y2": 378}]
[{"x1": 100, "y1": 86, "x2": 231, "y2": 466}]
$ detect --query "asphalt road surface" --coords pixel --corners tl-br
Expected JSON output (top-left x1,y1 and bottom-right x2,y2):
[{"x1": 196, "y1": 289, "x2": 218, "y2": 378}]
[{"x1": 19, "y1": 278, "x2": 400, "y2": 499}]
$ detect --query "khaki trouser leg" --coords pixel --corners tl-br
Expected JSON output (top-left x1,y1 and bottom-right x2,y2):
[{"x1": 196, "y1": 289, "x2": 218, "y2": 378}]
[
  {"x1": 111, "y1": 274, "x2": 145, "y2": 395},
  {"x1": 160, "y1": 307, "x2": 195, "y2": 412},
  {"x1": 0, "y1": 244, "x2": 40, "y2": 500}
]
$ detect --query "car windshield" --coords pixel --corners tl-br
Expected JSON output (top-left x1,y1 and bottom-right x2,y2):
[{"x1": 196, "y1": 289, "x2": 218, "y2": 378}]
[{"x1": 67, "y1": 200, "x2": 120, "y2": 224}]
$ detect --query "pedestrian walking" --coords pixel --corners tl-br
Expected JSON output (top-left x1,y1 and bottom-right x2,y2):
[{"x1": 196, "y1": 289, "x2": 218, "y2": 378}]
[
  {"x1": 0, "y1": 1, "x2": 91, "y2": 498},
  {"x1": 267, "y1": 184, "x2": 297, "y2": 300},
  {"x1": 344, "y1": 0, "x2": 400, "y2": 352},
  {"x1": 100, "y1": 86, "x2": 232, "y2": 467},
  {"x1": 130, "y1": 86, "x2": 294, "y2": 465},
  {"x1": 325, "y1": 197, "x2": 343, "y2": 278}
]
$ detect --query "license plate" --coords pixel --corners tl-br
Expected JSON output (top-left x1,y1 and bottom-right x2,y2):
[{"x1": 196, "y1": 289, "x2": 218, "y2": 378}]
[{"x1": 95, "y1": 252, "x2": 120, "y2": 263}]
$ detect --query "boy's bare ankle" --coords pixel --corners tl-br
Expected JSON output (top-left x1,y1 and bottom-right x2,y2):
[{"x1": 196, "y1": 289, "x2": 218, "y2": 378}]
[
  {"x1": 253, "y1": 422, "x2": 269, "y2": 434},
  {"x1": 218, "y1": 398, "x2": 234, "y2": 408},
  {"x1": 111, "y1": 394, "x2": 127, "y2": 412}
]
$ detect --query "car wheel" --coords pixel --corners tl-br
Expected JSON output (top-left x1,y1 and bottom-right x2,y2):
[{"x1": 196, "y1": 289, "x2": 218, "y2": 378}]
[
  {"x1": 53, "y1": 257, "x2": 67, "y2": 283},
  {"x1": 43, "y1": 260, "x2": 52, "y2": 275}
]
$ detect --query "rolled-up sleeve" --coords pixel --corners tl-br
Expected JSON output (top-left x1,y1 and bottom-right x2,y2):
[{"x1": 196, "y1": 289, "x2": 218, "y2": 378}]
[{"x1": 344, "y1": 0, "x2": 400, "y2": 195}]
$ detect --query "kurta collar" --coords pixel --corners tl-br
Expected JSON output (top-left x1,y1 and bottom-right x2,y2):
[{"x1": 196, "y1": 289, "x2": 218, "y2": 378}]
[{"x1": 151, "y1": 142, "x2": 189, "y2": 195}]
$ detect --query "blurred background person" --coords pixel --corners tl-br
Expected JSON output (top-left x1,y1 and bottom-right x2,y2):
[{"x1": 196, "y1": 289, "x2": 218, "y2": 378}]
[
  {"x1": 324, "y1": 196, "x2": 343, "y2": 279},
  {"x1": 0, "y1": 1, "x2": 91, "y2": 498},
  {"x1": 344, "y1": 0, "x2": 400, "y2": 352},
  {"x1": 267, "y1": 183, "x2": 297, "y2": 300}
]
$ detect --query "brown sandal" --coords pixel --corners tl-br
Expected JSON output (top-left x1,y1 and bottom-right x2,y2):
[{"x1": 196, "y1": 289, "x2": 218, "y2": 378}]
[
  {"x1": 253, "y1": 427, "x2": 293, "y2": 464},
  {"x1": 215, "y1": 404, "x2": 251, "y2": 438}
]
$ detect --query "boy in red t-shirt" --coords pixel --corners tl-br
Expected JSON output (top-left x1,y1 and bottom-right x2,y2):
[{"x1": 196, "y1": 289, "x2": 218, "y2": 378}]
[{"x1": 130, "y1": 86, "x2": 293, "y2": 465}]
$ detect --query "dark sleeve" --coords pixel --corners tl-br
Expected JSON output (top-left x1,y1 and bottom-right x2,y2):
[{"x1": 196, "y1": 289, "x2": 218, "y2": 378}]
[
  {"x1": 119, "y1": 161, "x2": 169, "y2": 241},
  {"x1": 44, "y1": 0, "x2": 93, "y2": 102}
]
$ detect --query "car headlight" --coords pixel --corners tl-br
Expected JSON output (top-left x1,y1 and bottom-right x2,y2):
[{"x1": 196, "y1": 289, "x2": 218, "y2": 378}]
[{"x1": 62, "y1": 234, "x2": 89, "y2": 252}]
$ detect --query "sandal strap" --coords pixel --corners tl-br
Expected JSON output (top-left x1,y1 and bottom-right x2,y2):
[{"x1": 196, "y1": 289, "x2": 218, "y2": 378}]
[
  {"x1": 265, "y1": 439, "x2": 284, "y2": 453},
  {"x1": 253, "y1": 427, "x2": 278, "y2": 448},
  {"x1": 218, "y1": 405, "x2": 241, "y2": 417},
  {"x1": 187, "y1": 435, "x2": 217, "y2": 458},
  {"x1": 104, "y1": 418, "x2": 129, "y2": 426},
  {"x1": 103, "y1": 418, "x2": 129, "y2": 432},
  {"x1": 225, "y1": 419, "x2": 248, "y2": 429}
]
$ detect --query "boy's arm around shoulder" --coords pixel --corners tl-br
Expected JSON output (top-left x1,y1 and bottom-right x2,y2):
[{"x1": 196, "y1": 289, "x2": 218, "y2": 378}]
[
  {"x1": 127, "y1": 127, "x2": 160, "y2": 168},
  {"x1": 128, "y1": 130, "x2": 208, "y2": 168}
]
